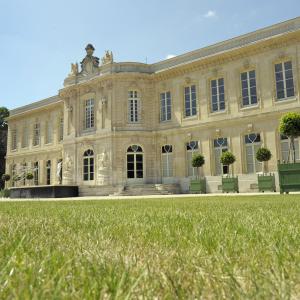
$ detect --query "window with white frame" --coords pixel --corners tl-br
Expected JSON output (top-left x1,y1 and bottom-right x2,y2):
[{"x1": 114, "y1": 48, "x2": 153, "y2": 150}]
[
  {"x1": 280, "y1": 135, "x2": 299, "y2": 163},
  {"x1": 46, "y1": 160, "x2": 51, "y2": 185},
  {"x1": 11, "y1": 129, "x2": 17, "y2": 150},
  {"x1": 83, "y1": 149, "x2": 94, "y2": 181},
  {"x1": 33, "y1": 123, "x2": 40, "y2": 146},
  {"x1": 184, "y1": 85, "x2": 197, "y2": 117},
  {"x1": 245, "y1": 133, "x2": 262, "y2": 173},
  {"x1": 59, "y1": 117, "x2": 64, "y2": 141},
  {"x1": 241, "y1": 70, "x2": 258, "y2": 107},
  {"x1": 33, "y1": 161, "x2": 39, "y2": 185},
  {"x1": 162, "y1": 145, "x2": 173, "y2": 177},
  {"x1": 213, "y1": 138, "x2": 229, "y2": 175},
  {"x1": 211, "y1": 78, "x2": 225, "y2": 112},
  {"x1": 128, "y1": 90, "x2": 140, "y2": 123},
  {"x1": 186, "y1": 141, "x2": 199, "y2": 177},
  {"x1": 22, "y1": 125, "x2": 28, "y2": 148},
  {"x1": 160, "y1": 92, "x2": 171, "y2": 122},
  {"x1": 275, "y1": 61, "x2": 295, "y2": 100},
  {"x1": 84, "y1": 99, "x2": 95, "y2": 130},
  {"x1": 45, "y1": 121, "x2": 53, "y2": 144}
]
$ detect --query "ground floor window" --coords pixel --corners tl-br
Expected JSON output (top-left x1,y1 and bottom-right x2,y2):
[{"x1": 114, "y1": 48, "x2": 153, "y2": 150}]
[
  {"x1": 186, "y1": 141, "x2": 199, "y2": 177},
  {"x1": 11, "y1": 164, "x2": 16, "y2": 187},
  {"x1": 46, "y1": 160, "x2": 51, "y2": 185},
  {"x1": 21, "y1": 163, "x2": 27, "y2": 186},
  {"x1": 280, "y1": 135, "x2": 300, "y2": 162},
  {"x1": 162, "y1": 145, "x2": 173, "y2": 177},
  {"x1": 83, "y1": 150, "x2": 94, "y2": 181},
  {"x1": 245, "y1": 133, "x2": 262, "y2": 173},
  {"x1": 214, "y1": 138, "x2": 229, "y2": 175},
  {"x1": 127, "y1": 145, "x2": 143, "y2": 179},
  {"x1": 34, "y1": 162, "x2": 39, "y2": 185}
]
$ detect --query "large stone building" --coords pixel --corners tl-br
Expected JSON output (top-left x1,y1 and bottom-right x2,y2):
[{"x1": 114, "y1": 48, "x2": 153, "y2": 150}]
[{"x1": 5, "y1": 17, "x2": 300, "y2": 195}]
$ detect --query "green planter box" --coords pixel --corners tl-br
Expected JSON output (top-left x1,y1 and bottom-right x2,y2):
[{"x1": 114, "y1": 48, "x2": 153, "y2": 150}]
[
  {"x1": 190, "y1": 178, "x2": 206, "y2": 194},
  {"x1": 278, "y1": 162, "x2": 300, "y2": 194},
  {"x1": 258, "y1": 174, "x2": 276, "y2": 192},
  {"x1": 222, "y1": 176, "x2": 239, "y2": 193}
]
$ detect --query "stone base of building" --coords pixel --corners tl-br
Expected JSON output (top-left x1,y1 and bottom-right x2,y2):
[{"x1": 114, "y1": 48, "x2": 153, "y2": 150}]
[{"x1": 10, "y1": 185, "x2": 79, "y2": 198}]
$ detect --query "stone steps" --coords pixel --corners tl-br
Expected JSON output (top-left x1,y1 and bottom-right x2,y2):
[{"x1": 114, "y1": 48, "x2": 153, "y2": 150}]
[
  {"x1": 118, "y1": 184, "x2": 181, "y2": 196},
  {"x1": 79, "y1": 184, "x2": 181, "y2": 197}
]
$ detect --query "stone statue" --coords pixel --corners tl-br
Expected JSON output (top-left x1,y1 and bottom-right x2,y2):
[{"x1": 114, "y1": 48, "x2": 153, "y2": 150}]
[
  {"x1": 80, "y1": 44, "x2": 99, "y2": 75},
  {"x1": 101, "y1": 50, "x2": 113, "y2": 65},
  {"x1": 97, "y1": 150, "x2": 110, "y2": 185},
  {"x1": 63, "y1": 154, "x2": 73, "y2": 181},
  {"x1": 56, "y1": 160, "x2": 62, "y2": 184}
]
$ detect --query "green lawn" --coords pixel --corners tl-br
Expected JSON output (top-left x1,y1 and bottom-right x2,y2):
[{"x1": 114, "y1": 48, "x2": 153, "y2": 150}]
[{"x1": 0, "y1": 196, "x2": 299, "y2": 299}]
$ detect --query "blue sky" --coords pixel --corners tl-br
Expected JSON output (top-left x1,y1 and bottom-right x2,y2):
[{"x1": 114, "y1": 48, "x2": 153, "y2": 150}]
[{"x1": 0, "y1": 0, "x2": 299, "y2": 109}]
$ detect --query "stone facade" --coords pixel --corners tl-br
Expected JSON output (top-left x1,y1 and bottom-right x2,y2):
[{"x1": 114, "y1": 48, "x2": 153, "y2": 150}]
[{"x1": 5, "y1": 17, "x2": 300, "y2": 194}]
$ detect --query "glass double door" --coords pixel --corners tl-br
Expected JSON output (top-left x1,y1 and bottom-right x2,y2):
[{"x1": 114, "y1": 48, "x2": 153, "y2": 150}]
[{"x1": 127, "y1": 153, "x2": 143, "y2": 182}]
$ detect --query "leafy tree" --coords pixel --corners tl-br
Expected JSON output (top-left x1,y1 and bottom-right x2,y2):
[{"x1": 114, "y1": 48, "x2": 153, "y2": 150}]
[
  {"x1": 279, "y1": 112, "x2": 300, "y2": 163},
  {"x1": 220, "y1": 151, "x2": 236, "y2": 176},
  {"x1": 256, "y1": 147, "x2": 272, "y2": 174},
  {"x1": 192, "y1": 154, "x2": 205, "y2": 179},
  {"x1": 0, "y1": 107, "x2": 9, "y2": 129}
]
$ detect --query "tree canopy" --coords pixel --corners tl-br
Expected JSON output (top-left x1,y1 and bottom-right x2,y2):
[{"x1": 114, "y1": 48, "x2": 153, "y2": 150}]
[{"x1": 0, "y1": 107, "x2": 9, "y2": 129}]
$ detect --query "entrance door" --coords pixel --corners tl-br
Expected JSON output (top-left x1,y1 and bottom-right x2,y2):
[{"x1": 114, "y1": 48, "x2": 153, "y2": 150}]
[{"x1": 127, "y1": 145, "x2": 144, "y2": 183}]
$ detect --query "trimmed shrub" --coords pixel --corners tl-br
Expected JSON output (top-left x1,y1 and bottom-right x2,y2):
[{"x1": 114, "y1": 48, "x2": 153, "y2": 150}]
[
  {"x1": 279, "y1": 112, "x2": 300, "y2": 163},
  {"x1": 1, "y1": 174, "x2": 10, "y2": 182},
  {"x1": 26, "y1": 173, "x2": 34, "y2": 180},
  {"x1": 220, "y1": 151, "x2": 236, "y2": 176}
]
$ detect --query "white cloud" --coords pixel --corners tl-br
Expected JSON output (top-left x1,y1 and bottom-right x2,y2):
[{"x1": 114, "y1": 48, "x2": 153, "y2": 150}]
[
  {"x1": 204, "y1": 10, "x2": 217, "y2": 18},
  {"x1": 166, "y1": 54, "x2": 176, "y2": 59}
]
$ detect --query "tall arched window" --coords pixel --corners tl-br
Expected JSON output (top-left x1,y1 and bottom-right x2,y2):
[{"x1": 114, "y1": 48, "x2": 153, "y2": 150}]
[
  {"x1": 127, "y1": 145, "x2": 143, "y2": 179},
  {"x1": 46, "y1": 160, "x2": 51, "y2": 185},
  {"x1": 186, "y1": 141, "x2": 199, "y2": 177},
  {"x1": 162, "y1": 145, "x2": 173, "y2": 177},
  {"x1": 245, "y1": 133, "x2": 262, "y2": 173},
  {"x1": 83, "y1": 150, "x2": 94, "y2": 181}
]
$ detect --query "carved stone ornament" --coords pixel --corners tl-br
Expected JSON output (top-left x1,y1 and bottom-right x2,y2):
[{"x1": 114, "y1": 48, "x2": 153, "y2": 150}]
[
  {"x1": 247, "y1": 123, "x2": 253, "y2": 133},
  {"x1": 80, "y1": 44, "x2": 100, "y2": 75},
  {"x1": 101, "y1": 50, "x2": 114, "y2": 65},
  {"x1": 68, "y1": 63, "x2": 79, "y2": 77}
]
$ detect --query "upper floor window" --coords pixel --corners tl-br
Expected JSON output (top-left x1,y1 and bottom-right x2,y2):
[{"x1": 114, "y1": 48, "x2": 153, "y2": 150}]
[
  {"x1": 59, "y1": 117, "x2": 64, "y2": 142},
  {"x1": 45, "y1": 121, "x2": 53, "y2": 144},
  {"x1": 186, "y1": 141, "x2": 199, "y2": 177},
  {"x1": 213, "y1": 138, "x2": 229, "y2": 175},
  {"x1": 84, "y1": 99, "x2": 95, "y2": 130},
  {"x1": 275, "y1": 61, "x2": 295, "y2": 100},
  {"x1": 128, "y1": 90, "x2": 140, "y2": 123},
  {"x1": 33, "y1": 123, "x2": 40, "y2": 146},
  {"x1": 11, "y1": 129, "x2": 17, "y2": 150},
  {"x1": 22, "y1": 125, "x2": 28, "y2": 148},
  {"x1": 184, "y1": 85, "x2": 197, "y2": 117},
  {"x1": 245, "y1": 133, "x2": 262, "y2": 174},
  {"x1": 160, "y1": 91, "x2": 171, "y2": 122},
  {"x1": 162, "y1": 145, "x2": 173, "y2": 177},
  {"x1": 241, "y1": 70, "x2": 258, "y2": 107},
  {"x1": 211, "y1": 78, "x2": 225, "y2": 112}
]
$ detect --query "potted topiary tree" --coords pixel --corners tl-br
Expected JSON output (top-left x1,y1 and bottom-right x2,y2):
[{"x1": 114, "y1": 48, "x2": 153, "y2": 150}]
[
  {"x1": 278, "y1": 112, "x2": 300, "y2": 193},
  {"x1": 12, "y1": 174, "x2": 21, "y2": 187},
  {"x1": 256, "y1": 147, "x2": 276, "y2": 192},
  {"x1": 1, "y1": 174, "x2": 10, "y2": 183},
  {"x1": 26, "y1": 172, "x2": 34, "y2": 186},
  {"x1": 220, "y1": 151, "x2": 239, "y2": 193},
  {"x1": 190, "y1": 154, "x2": 206, "y2": 194}
]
